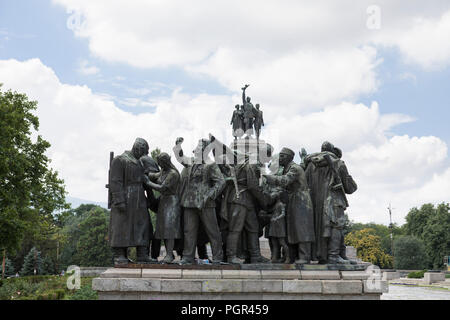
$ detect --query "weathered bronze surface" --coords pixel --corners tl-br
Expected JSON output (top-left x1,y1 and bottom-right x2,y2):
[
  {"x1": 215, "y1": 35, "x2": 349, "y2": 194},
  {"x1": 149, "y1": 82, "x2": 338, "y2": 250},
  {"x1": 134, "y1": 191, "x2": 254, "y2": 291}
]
[{"x1": 108, "y1": 85, "x2": 358, "y2": 268}]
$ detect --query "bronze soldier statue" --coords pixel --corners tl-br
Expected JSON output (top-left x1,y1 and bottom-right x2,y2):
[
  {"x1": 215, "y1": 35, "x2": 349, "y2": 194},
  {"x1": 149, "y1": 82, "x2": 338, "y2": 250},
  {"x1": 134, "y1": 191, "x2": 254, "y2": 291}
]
[
  {"x1": 241, "y1": 84, "x2": 257, "y2": 136},
  {"x1": 263, "y1": 147, "x2": 315, "y2": 264},
  {"x1": 210, "y1": 135, "x2": 262, "y2": 264},
  {"x1": 109, "y1": 138, "x2": 154, "y2": 265},
  {"x1": 173, "y1": 137, "x2": 226, "y2": 265},
  {"x1": 305, "y1": 141, "x2": 357, "y2": 264},
  {"x1": 231, "y1": 104, "x2": 244, "y2": 139},
  {"x1": 253, "y1": 104, "x2": 264, "y2": 139}
]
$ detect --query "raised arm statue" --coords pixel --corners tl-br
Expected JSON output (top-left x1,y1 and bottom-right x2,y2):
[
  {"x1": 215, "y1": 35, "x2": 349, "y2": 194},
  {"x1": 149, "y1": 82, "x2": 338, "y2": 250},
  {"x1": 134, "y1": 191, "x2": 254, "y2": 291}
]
[
  {"x1": 241, "y1": 84, "x2": 255, "y2": 136},
  {"x1": 242, "y1": 84, "x2": 250, "y2": 106}
]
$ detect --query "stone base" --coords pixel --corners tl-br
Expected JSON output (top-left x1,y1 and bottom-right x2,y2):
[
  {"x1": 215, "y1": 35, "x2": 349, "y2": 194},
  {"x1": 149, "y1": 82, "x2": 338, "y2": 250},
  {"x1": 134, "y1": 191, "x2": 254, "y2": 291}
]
[
  {"x1": 424, "y1": 272, "x2": 445, "y2": 285},
  {"x1": 93, "y1": 266, "x2": 388, "y2": 300},
  {"x1": 382, "y1": 271, "x2": 400, "y2": 280},
  {"x1": 116, "y1": 262, "x2": 369, "y2": 271}
]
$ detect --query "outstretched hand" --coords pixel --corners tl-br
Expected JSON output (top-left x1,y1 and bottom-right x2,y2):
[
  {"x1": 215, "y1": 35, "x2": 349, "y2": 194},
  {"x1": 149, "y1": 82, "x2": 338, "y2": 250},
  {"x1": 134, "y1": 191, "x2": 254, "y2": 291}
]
[{"x1": 175, "y1": 137, "x2": 184, "y2": 145}]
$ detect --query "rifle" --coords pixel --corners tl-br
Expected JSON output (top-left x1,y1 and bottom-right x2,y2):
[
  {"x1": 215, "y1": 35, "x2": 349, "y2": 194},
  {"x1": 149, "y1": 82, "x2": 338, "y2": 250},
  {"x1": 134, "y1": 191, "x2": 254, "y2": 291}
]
[
  {"x1": 208, "y1": 133, "x2": 241, "y2": 199},
  {"x1": 299, "y1": 148, "x2": 308, "y2": 168},
  {"x1": 230, "y1": 164, "x2": 240, "y2": 199},
  {"x1": 106, "y1": 151, "x2": 114, "y2": 209},
  {"x1": 324, "y1": 153, "x2": 349, "y2": 208}
]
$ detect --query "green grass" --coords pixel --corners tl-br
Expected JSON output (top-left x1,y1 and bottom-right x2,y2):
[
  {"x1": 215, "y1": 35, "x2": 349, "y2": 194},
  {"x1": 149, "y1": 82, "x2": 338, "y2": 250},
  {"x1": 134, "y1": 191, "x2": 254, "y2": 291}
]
[
  {"x1": 0, "y1": 275, "x2": 97, "y2": 300},
  {"x1": 445, "y1": 273, "x2": 450, "y2": 279}
]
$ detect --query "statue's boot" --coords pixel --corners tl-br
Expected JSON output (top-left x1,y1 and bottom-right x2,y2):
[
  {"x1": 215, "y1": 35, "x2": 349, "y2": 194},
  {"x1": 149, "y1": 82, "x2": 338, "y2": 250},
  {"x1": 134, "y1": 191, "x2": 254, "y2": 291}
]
[
  {"x1": 339, "y1": 253, "x2": 357, "y2": 265},
  {"x1": 282, "y1": 243, "x2": 290, "y2": 264},
  {"x1": 226, "y1": 231, "x2": 243, "y2": 264},
  {"x1": 163, "y1": 254, "x2": 175, "y2": 264},
  {"x1": 270, "y1": 245, "x2": 280, "y2": 263},
  {"x1": 179, "y1": 257, "x2": 194, "y2": 265},
  {"x1": 295, "y1": 242, "x2": 311, "y2": 265},
  {"x1": 227, "y1": 256, "x2": 244, "y2": 264},
  {"x1": 328, "y1": 255, "x2": 350, "y2": 264},
  {"x1": 328, "y1": 229, "x2": 350, "y2": 264},
  {"x1": 136, "y1": 246, "x2": 157, "y2": 264},
  {"x1": 248, "y1": 232, "x2": 269, "y2": 264},
  {"x1": 339, "y1": 246, "x2": 358, "y2": 264},
  {"x1": 113, "y1": 247, "x2": 129, "y2": 266},
  {"x1": 197, "y1": 244, "x2": 209, "y2": 260}
]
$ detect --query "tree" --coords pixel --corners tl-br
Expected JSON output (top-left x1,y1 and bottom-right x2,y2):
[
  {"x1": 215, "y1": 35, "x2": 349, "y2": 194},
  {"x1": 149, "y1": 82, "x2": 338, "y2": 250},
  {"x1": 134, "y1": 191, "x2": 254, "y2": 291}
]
[
  {"x1": 0, "y1": 85, "x2": 68, "y2": 259},
  {"x1": 347, "y1": 222, "x2": 404, "y2": 255},
  {"x1": 345, "y1": 228, "x2": 393, "y2": 268},
  {"x1": 404, "y1": 204, "x2": 435, "y2": 238},
  {"x1": 403, "y1": 202, "x2": 450, "y2": 269},
  {"x1": 73, "y1": 207, "x2": 113, "y2": 267},
  {"x1": 0, "y1": 257, "x2": 15, "y2": 277},
  {"x1": 393, "y1": 235, "x2": 427, "y2": 270},
  {"x1": 422, "y1": 203, "x2": 450, "y2": 269},
  {"x1": 20, "y1": 247, "x2": 43, "y2": 276},
  {"x1": 57, "y1": 205, "x2": 113, "y2": 269},
  {"x1": 41, "y1": 255, "x2": 56, "y2": 275}
]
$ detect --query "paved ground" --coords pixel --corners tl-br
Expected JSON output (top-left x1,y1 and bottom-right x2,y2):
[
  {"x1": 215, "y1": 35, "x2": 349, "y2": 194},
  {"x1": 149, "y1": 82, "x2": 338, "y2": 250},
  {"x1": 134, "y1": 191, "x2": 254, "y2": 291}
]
[{"x1": 382, "y1": 284, "x2": 450, "y2": 300}]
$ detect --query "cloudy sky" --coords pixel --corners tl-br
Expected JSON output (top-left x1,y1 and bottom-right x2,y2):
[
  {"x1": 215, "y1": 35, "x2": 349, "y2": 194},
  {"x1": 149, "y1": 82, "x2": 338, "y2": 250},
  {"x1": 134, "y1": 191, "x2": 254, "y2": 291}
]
[{"x1": 1, "y1": 0, "x2": 449, "y2": 225}]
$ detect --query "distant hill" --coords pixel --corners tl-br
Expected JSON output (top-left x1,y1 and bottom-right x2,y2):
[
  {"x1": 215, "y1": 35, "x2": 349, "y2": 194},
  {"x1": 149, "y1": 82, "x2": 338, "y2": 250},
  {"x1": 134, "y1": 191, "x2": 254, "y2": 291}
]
[{"x1": 66, "y1": 196, "x2": 108, "y2": 209}]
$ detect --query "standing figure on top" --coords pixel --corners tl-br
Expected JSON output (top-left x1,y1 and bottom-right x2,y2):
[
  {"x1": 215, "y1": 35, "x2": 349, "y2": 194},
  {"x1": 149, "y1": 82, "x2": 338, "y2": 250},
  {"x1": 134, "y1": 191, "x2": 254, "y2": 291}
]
[
  {"x1": 231, "y1": 104, "x2": 244, "y2": 139},
  {"x1": 253, "y1": 104, "x2": 264, "y2": 140},
  {"x1": 241, "y1": 84, "x2": 257, "y2": 137}
]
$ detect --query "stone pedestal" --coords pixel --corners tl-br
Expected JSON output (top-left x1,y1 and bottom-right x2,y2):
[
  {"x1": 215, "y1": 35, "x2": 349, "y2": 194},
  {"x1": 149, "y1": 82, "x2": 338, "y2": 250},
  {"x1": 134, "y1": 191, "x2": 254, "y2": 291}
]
[
  {"x1": 424, "y1": 272, "x2": 445, "y2": 285},
  {"x1": 345, "y1": 246, "x2": 357, "y2": 260},
  {"x1": 382, "y1": 271, "x2": 400, "y2": 280},
  {"x1": 229, "y1": 137, "x2": 270, "y2": 164},
  {"x1": 93, "y1": 264, "x2": 388, "y2": 300}
]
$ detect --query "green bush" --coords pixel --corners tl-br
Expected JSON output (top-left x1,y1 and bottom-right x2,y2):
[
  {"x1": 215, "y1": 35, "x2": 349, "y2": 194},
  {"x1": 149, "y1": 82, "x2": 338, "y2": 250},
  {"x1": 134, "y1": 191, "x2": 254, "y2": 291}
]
[
  {"x1": 69, "y1": 284, "x2": 98, "y2": 300},
  {"x1": 0, "y1": 275, "x2": 95, "y2": 300},
  {"x1": 407, "y1": 270, "x2": 428, "y2": 278},
  {"x1": 0, "y1": 277, "x2": 42, "y2": 300}
]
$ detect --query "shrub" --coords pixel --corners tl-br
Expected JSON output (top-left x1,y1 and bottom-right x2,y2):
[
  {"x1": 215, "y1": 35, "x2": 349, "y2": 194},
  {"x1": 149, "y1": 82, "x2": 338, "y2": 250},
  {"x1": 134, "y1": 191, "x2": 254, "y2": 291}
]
[
  {"x1": 345, "y1": 228, "x2": 393, "y2": 268},
  {"x1": 0, "y1": 275, "x2": 94, "y2": 300},
  {"x1": 69, "y1": 284, "x2": 98, "y2": 300},
  {"x1": 407, "y1": 270, "x2": 428, "y2": 278}
]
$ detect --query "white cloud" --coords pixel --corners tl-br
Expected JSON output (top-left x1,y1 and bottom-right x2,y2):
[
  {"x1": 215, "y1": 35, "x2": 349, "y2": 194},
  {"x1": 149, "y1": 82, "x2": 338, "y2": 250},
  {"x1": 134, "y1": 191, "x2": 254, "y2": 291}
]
[
  {"x1": 78, "y1": 59, "x2": 99, "y2": 75},
  {"x1": 188, "y1": 46, "x2": 380, "y2": 112},
  {"x1": 1, "y1": 58, "x2": 448, "y2": 224},
  {"x1": 374, "y1": 10, "x2": 450, "y2": 70},
  {"x1": 54, "y1": 0, "x2": 450, "y2": 79}
]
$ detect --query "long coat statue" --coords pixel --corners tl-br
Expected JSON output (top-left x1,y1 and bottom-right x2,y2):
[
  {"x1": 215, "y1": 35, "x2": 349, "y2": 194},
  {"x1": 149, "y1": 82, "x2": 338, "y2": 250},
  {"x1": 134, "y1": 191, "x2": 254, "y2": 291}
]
[
  {"x1": 109, "y1": 138, "x2": 153, "y2": 265},
  {"x1": 264, "y1": 147, "x2": 315, "y2": 264},
  {"x1": 305, "y1": 142, "x2": 357, "y2": 264}
]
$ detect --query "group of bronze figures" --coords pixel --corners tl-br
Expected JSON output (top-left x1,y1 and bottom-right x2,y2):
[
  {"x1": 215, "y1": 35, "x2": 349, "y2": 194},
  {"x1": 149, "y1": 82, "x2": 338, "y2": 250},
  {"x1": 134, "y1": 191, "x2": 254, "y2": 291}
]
[
  {"x1": 230, "y1": 84, "x2": 264, "y2": 139},
  {"x1": 108, "y1": 134, "x2": 357, "y2": 266}
]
